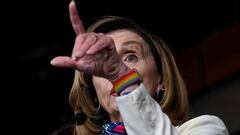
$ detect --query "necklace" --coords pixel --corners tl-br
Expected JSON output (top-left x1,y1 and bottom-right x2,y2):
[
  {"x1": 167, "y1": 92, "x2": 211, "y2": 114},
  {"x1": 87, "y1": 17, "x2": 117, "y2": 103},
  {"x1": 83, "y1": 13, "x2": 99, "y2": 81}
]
[{"x1": 101, "y1": 122, "x2": 127, "y2": 135}]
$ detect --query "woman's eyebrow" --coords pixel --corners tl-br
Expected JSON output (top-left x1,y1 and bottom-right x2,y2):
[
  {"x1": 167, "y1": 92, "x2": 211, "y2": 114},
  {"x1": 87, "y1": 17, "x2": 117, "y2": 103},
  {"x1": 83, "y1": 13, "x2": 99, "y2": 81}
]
[{"x1": 121, "y1": 41, "x2": 144, "y2": 51}]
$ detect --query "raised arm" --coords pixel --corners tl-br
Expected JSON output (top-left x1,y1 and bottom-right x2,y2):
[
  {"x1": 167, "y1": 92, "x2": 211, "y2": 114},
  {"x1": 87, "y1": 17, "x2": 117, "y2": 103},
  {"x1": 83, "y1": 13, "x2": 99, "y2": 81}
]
[{"x1": 50, "y1": 1, "x2": 129, "y2": 82}]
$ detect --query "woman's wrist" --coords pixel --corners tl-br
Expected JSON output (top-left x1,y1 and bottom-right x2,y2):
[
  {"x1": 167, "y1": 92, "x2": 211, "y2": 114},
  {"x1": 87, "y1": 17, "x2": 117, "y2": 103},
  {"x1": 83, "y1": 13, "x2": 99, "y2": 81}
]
[{"x1": 107, "y1": 62, "x2": 131, "y2": 83}]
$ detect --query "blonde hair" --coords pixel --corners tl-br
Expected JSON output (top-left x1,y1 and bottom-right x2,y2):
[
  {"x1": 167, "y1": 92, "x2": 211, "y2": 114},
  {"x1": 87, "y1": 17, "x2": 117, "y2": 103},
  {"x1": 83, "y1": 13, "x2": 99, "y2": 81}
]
[{"x1": 69, "y1": 16, "x2": 189, "y2": 135}]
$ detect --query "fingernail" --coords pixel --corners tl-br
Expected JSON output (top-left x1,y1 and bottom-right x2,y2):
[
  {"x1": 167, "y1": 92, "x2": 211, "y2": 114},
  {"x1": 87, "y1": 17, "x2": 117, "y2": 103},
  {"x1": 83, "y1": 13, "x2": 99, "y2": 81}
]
[
  {"x1": 50, "y1": 59, "x2": 56, "y2": 65},
  {"x1": 75, "y1": 51, "x2": 82, "y2": 57},
  {"x1": 86, "y1": 49, "x2": 92, "y2": 54},
  {"x1": 71, "y1": 56, "x2": 76, "y2": 60}
]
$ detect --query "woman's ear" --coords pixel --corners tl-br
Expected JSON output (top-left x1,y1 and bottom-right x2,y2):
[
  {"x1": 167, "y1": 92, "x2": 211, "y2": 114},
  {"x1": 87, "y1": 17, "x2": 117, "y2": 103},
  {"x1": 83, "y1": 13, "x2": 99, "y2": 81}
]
[
  {"x1": 157, "y1": 83, "x2": 165, "y2": 92},
  {"x1": 157, "y1": 77, "x2": 165, "y2": 92},
  {"x1": 155, "y1": 80, "x2": 165, "y2": 101}
]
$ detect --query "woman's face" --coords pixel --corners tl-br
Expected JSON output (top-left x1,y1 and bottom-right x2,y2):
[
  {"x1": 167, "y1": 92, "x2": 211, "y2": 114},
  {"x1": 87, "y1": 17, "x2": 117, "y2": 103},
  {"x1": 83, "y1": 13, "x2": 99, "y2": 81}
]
[{"x1": 92, "y1": 29, "x2": 160, "y2": 118}]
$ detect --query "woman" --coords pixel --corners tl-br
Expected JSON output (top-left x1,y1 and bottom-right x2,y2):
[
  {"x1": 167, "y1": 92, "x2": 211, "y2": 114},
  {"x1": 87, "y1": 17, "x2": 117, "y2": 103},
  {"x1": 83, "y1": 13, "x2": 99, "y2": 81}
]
[{"x1": 50, "y1": 1, "x2": 229, "y2": 135}]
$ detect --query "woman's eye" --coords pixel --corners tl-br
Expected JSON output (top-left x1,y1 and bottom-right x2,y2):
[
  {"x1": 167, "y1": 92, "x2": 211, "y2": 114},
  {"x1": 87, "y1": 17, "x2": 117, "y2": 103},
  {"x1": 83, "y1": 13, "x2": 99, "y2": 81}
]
[{"x1": 124, "y1": 53, "x2": 138, "y2": 62}]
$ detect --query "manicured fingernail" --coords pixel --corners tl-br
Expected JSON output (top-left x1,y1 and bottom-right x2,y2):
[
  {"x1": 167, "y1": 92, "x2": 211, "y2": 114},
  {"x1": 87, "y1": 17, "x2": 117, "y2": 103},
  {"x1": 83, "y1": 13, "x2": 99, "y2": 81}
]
[
  {"x1": 86, "y1": 49, "x2": 93, "y2": 54},
  {"x1": 75, "y1": 51, "x2": 82, "y2": 57},
  {"x1": 71, "y1": 56, "x2": 76, "y2": 60},
  {"x1": 50, "y1": 59, "x2": 57, "y2": 65}
]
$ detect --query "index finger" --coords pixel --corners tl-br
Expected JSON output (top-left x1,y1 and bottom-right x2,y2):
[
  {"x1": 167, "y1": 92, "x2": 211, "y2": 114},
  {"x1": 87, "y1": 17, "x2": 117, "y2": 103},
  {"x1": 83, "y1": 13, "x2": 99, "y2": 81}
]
[{"x1": 69, "y1": 0, "x2": 85, "y2": 35}]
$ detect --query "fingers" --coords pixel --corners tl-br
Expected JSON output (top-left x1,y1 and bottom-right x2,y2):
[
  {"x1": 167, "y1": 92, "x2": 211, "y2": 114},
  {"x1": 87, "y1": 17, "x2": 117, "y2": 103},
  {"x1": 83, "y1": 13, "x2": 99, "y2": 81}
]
[
  {"x1": 86, "y1": 35, "x2": 114, "y2": 55},
  {"x1": 71, "y1": 33, "x2": 97, "y2": 60},
  {"x1": 50, "y1": 56, "x2": 76, "y2": 68},
  {"x1": 75, "y1": 33, "x2": 98, "y2": 58},
  {"x1": 69, "y1": 1, "x2": 85, "y2": 35},
  {"x1": 72, "y1": 33, "x2": 114, "y2": 61},
  {"x1": 71, "y1": 34, "x2": 87, "y2": 59}
]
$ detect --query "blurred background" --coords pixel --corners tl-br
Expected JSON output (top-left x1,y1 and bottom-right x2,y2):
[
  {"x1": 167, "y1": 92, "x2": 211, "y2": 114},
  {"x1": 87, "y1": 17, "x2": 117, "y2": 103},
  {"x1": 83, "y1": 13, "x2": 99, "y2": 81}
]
[{"x1": 3, "y1": 0, "x2": 239, "y2": 134}]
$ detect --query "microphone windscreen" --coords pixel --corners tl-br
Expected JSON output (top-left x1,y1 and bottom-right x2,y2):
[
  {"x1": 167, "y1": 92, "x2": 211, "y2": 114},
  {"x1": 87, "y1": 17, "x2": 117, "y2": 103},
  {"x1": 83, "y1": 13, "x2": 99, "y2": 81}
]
[{"x1": 72, "y1": 112, "x2": 87, "y2": 125}]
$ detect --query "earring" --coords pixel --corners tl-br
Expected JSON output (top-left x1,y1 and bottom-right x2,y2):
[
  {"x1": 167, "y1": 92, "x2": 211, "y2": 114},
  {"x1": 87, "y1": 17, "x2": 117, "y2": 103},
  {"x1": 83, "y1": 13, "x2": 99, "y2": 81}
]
[
  {"x1": 94, "y1": 97, "x2": 101, "y2": 113},
  {"x1": 96, "y1": 103, "x2": 101, "y2": 113},
  {"x1": 155, "y1": 83, "x2": 165, "y2": 101}
]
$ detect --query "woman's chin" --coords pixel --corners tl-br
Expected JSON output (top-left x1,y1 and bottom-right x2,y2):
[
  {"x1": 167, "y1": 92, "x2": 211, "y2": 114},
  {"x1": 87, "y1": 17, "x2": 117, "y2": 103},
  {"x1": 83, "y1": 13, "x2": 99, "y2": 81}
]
[{"x1": 108, "y1": 96, "x2": 120, "y2": 112}]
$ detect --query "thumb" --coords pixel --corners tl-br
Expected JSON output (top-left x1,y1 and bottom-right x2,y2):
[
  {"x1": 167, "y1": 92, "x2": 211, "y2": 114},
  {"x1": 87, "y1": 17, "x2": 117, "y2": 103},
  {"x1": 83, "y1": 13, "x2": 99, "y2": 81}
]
[{"x1": 50, "y1": 56, "x2": 76, "y2": 68}]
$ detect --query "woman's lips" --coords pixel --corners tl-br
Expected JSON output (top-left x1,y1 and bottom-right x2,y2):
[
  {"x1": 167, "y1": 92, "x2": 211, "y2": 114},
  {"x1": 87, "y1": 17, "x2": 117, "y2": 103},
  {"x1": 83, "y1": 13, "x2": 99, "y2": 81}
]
[{"x1": 111, "y1": 92, "x2": 118, "y2": 97}]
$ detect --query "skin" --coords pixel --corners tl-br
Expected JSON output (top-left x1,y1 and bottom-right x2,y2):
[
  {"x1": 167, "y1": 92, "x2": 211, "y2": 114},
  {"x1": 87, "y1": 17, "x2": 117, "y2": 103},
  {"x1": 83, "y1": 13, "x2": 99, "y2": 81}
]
[
  {"x1": 50, "y1": 1, "x2": 160, "y2": 122},
  {"x1": 92, "y1": 30, "x2": 160, "y2": 122}
]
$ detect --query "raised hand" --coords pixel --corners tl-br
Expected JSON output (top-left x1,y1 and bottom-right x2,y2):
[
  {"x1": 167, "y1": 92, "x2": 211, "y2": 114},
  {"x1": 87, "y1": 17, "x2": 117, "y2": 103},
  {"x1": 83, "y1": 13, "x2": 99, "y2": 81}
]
[{"x1": 50, "y1": 1, "x2": 127, "y2": 82}]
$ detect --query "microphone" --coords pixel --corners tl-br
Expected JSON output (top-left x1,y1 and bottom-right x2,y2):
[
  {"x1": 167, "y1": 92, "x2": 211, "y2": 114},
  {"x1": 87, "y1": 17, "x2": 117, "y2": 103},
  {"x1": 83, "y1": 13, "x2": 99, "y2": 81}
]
[
  {"x1": 72, "y1": 112, "x2": 87, "y2": 125},
  {"x1": 50, "y1": 112, "x2": 87, "y2": 135}
]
